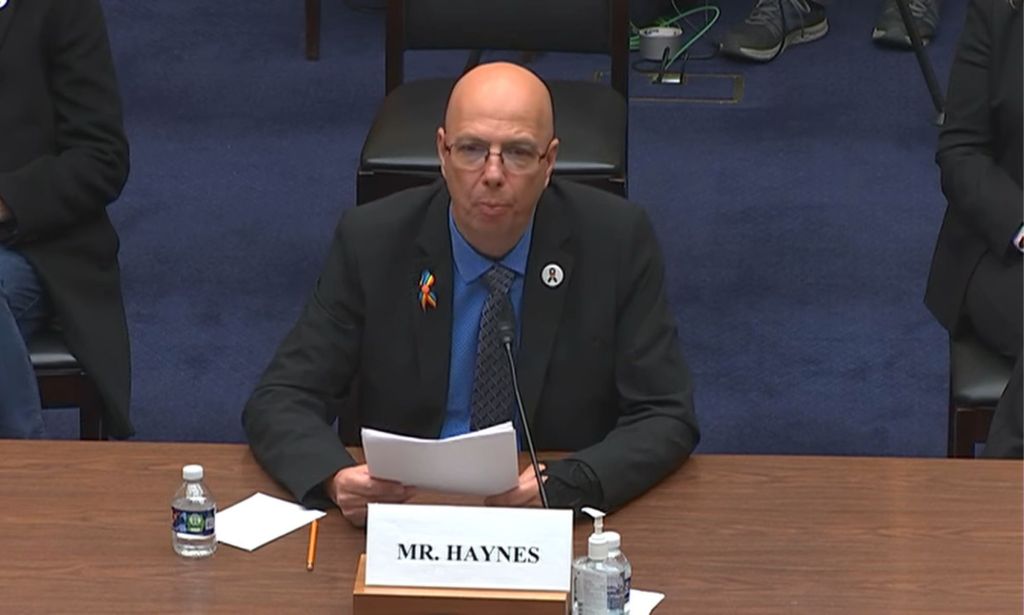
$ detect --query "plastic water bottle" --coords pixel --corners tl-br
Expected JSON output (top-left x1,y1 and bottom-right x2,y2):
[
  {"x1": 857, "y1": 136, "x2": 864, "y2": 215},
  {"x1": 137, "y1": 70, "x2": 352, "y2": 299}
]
[
  {"x1": 605, "y1": 531, "x2": 632, "y2": 609},
  {"x1": 571, "y1": 508, "x2": 627, "y2": 615},
  {"x1": 171, "y1": 464, "x2": 217, "y2": 558}
]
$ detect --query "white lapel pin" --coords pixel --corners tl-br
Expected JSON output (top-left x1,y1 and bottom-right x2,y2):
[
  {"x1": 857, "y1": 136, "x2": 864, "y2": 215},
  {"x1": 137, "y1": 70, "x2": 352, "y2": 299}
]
[{"x1": 541, "y1": 263, "x2": 564, "y2": 288}]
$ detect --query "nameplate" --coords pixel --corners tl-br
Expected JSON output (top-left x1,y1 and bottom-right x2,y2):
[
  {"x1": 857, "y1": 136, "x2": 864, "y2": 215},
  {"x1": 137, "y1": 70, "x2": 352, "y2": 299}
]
[{"x1": 365, "y1": 503, "x2": 573, "y2": 592}]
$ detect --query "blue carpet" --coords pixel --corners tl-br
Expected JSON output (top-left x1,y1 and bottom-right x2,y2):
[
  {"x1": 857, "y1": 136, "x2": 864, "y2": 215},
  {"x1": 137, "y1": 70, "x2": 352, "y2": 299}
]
[{"x1": 45, "y1": 0, "x2": 965, "y2": 457}]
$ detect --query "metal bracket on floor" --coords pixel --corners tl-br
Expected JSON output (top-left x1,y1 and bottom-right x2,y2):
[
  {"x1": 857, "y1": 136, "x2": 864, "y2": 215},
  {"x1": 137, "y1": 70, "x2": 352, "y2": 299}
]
[{"x1": 593, "y1": 70, "x2": 744, "y2": 105}]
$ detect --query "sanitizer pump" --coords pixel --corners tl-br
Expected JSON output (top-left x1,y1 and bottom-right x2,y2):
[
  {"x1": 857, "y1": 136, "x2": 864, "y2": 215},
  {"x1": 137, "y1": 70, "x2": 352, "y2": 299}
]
[{"x1": 571, "y1": 508, "x2": 628, "y2": 614}]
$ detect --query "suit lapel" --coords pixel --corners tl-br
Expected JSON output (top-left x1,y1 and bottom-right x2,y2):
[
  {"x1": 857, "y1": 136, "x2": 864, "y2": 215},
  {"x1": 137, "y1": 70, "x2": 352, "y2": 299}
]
[
  {"x1": 0, "y1": 0, "x2": 17, "y2": 52},
  {"x1": 517, "y1": 190, "x2": 572, "y2": 426},
  {"x1": 412, "y1": 186, "x2": 454, "y2": 437}
]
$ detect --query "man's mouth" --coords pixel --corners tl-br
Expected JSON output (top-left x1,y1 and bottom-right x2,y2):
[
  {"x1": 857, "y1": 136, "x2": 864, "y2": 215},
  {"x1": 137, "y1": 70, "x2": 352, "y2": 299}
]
[{"x1": 476, "y1": 201, "x2": 509, "y2": 213}]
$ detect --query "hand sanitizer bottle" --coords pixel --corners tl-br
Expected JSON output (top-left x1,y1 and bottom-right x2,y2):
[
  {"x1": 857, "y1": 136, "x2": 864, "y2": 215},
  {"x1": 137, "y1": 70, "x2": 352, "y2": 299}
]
[{"x1": 571, "y1": 508, "x2": 627, "y2": 615}]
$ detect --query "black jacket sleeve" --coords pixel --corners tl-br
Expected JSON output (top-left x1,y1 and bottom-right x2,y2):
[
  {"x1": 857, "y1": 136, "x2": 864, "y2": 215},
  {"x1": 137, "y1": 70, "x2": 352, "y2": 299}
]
[
  {"x1": 0, "y1": 0, "x2": 129, "y2": 241},
  {"x1": 243, "y1": 211, "x2": 365, "y2": 509},
  {"x1": 565, "y1": 207, "x2": 699, "y2": 512},
  {"x1": 936, "y1": 0, "x2": 1023, "y2": 256}
]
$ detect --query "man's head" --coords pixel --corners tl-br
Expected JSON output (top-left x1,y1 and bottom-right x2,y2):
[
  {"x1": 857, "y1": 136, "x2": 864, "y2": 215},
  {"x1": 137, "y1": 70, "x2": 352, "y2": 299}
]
[{"x1": 437, "y1": 62, "x2": 559, "y2": 259}]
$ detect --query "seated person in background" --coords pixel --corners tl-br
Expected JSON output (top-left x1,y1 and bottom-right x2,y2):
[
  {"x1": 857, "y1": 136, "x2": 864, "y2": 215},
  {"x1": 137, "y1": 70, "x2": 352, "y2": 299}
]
[
  {"x1": 925, "y1": 0, "x2": 1021, "y2": 458},
  {"x1": 0, "y1": 0, "x2": 132, "y2": 439},
  {"x1": 720, "y1": 0, "x2": 943, "y2": 63},
  {"x1": 244, "y1": 62, "x2": 700, "y2": 525}
]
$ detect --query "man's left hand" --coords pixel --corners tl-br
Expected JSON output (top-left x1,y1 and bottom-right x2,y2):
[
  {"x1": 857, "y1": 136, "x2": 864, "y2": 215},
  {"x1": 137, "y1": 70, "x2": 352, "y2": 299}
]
[{"x1": 484, "y1": 463, "x2": 547, "y2": 507}]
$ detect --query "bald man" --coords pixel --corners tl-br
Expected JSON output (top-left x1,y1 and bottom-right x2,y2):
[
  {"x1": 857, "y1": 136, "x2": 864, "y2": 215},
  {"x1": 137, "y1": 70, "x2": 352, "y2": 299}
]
[{"x1": 244, "y1": 63, "x2": 699, "y2": 525}]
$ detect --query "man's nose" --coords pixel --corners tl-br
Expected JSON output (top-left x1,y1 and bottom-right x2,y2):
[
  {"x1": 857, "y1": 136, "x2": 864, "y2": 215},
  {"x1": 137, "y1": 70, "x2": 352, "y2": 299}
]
[{"x1": 481, "y1": 150, "x2": 506, "y2": 185}]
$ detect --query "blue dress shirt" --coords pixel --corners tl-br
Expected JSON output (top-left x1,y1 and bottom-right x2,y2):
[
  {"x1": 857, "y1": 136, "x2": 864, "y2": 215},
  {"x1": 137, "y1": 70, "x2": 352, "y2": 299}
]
[{"x1": 440, "y1": 207, "x2": 533, "y2": 438}]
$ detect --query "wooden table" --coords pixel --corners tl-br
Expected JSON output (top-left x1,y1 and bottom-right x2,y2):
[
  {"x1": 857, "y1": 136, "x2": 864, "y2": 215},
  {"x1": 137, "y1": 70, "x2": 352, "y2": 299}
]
[{"x1": 1, "y1": 441, "x2": 1020, "y2": 614}]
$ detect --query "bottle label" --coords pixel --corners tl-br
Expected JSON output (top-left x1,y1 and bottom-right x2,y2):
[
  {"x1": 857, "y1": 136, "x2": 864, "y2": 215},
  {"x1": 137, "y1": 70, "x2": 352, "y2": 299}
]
[
  {"x1": 606, "y1": 577, "x2": 627, "y2": 610},
  {"x1": 574, "y1": 567, "x2": 626, "y2": 614},
  {"x1": 576, "y1": 568, "x2": 606, "y2": 614},
  {"x1": 172, "y1": 507, "x2": 215, "y2": 536}
]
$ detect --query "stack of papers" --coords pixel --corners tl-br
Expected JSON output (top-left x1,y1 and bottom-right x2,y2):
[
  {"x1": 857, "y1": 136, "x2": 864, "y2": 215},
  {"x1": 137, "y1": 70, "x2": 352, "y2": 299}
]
[
  {"x1": 631, "y1": 590, "x2": 666, "y2": 614},
  {"x1": 362, "y1": 422, "x2": 519, "y2": 496},
  {"x1": 216, "y1": 492, "x2": 325, "y2": 551}
]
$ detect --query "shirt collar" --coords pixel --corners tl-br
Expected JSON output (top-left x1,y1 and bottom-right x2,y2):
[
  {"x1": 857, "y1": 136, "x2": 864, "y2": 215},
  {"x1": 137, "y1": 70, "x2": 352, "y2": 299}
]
[{"x1": 449, "y1": 205, "x2": 534, "y2": 284}]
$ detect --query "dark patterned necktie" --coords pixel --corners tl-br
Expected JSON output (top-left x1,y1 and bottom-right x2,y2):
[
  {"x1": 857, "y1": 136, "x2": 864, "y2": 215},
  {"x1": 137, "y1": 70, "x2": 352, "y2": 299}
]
[{"x1": 470, "y1": 265, "x2": 516, "y2": 430}]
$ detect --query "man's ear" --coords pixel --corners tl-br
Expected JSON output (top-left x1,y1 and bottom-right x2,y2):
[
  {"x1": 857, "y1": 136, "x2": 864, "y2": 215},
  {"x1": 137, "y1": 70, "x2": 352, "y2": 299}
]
[
  {"x1": 436, "y1": 127, "x2": 448, "y2": 180},
  {"x1": 543, "y1": 138, "x2": 560, "y2": 186}
]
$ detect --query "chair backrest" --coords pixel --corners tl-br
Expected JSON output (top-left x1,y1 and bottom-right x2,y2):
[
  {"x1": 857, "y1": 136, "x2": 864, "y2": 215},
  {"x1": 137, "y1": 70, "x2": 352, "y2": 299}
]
[{"x1": 385, "y1": 0, "x2": 628, "y2": 98}]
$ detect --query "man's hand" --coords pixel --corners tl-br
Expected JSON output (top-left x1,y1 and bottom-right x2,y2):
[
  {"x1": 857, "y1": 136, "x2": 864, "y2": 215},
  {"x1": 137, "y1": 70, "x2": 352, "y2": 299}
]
[
  {"x1": 484, "y1": 463, "x2": 547, "y2": 508},
  {"x1": 324, "y1": 464, "x2": 415, "y2": 527},
  {"x1": 0, "y1": 196, "x2": 10, "y2": 223}
]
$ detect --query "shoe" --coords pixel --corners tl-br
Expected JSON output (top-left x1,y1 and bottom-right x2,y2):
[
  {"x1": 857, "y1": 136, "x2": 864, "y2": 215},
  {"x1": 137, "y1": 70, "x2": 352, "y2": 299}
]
[
  {"x1": 873, "y1": 0, "x2": 941, "y2": 49},
  {"x1": 720, "y1": 0, "x2": 829, "y2": 62}
]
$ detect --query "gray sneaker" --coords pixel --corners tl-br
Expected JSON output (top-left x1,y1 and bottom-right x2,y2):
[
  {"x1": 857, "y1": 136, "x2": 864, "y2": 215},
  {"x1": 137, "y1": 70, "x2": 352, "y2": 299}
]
[
  {"x1": 873, "y1": 0, "x2": 942, "y2": 48},
  {"x1": 720, "y1": 0, "x2": 829, "y2": 62}
]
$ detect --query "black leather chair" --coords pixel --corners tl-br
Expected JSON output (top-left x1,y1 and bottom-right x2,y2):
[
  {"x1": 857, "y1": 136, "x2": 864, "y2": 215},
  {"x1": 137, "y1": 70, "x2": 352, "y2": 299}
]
[
  {"x1": 948, "y1": 326, "x2": 1014, "y2": 458},
  {"x1": 29, "y1": 328, "x2": 106, "y2": 440},
  {"x1": 356, "y1": 0, "x2": 629, "y2": 205}
]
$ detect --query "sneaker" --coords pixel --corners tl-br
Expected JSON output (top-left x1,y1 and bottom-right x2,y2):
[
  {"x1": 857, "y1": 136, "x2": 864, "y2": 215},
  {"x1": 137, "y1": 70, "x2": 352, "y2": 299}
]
[
  {"x1": 873, "y1": 0, "x2": 942, "y2": 48},
  {"x1": 720, "y1": 0, "x2": 829, "y2": 62}
]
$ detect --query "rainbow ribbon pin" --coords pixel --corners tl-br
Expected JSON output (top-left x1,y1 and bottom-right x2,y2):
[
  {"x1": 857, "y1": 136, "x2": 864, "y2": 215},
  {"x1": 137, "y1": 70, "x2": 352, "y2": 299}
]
[{"x1": 418, "y1": 270, "x2": 437, "y2": 311}]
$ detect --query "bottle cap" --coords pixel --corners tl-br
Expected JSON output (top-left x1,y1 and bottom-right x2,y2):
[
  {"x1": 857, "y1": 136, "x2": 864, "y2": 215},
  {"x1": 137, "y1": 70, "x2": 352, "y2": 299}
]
[
  {"x1": 587, "y1": 531, "x2": 610, "y2": 560},
  {"x1": 604, "y1": 530, "x2": 621, "y2": 554},
  {"x1": 182, "y1": 464, "x2": 204, "y2": 481}
]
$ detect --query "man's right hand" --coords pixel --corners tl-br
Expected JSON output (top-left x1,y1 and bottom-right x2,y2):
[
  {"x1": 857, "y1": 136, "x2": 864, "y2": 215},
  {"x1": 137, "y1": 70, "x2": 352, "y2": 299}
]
[{"x1": 324, "y1": 464, "x2": 415, "y2": 527}]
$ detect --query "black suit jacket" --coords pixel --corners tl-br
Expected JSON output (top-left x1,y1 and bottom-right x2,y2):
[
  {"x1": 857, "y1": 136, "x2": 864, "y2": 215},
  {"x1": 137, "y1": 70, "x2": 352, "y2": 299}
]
[
  {"x1": 244, "y1": 179, "x2": 699, "y2": 512},
  {"x1": 0, "y1": 0, "x2": 131, "y2": 436},
  {"x1": 925, "y1": 0, "x2": 1022, "y2": 330}
]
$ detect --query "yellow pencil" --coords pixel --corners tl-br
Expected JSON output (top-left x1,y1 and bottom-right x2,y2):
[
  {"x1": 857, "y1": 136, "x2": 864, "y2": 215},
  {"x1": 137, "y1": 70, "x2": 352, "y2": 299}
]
[{"x1": 305, "y1": 519, "x2": 319, "y2": 571}]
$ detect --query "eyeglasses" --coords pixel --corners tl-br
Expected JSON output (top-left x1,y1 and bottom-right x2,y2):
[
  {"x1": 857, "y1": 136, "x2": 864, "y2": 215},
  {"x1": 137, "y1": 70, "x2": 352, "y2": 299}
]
[{"x1": 443, "y1": 139, "x2": 552, "y2": 174}]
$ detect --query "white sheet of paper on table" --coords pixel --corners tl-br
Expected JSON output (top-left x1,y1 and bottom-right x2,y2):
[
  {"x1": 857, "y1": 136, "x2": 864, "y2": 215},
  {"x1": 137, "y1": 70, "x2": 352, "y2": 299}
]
[
  {"x1": 361, "y1": 421, "x2": 519, "y2": 496},
  {"x1": 629, "y1": 589, "x2": 666, "y2": 614},
  {"x1": 215, "y1": 492, "x2": 326, "y2": 551}
]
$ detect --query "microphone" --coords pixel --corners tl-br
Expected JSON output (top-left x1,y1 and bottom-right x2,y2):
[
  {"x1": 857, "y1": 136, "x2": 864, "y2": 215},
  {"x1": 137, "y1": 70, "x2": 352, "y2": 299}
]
[{"x1": 496, "y1": 295, "x2": 549, "y2": 509}]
